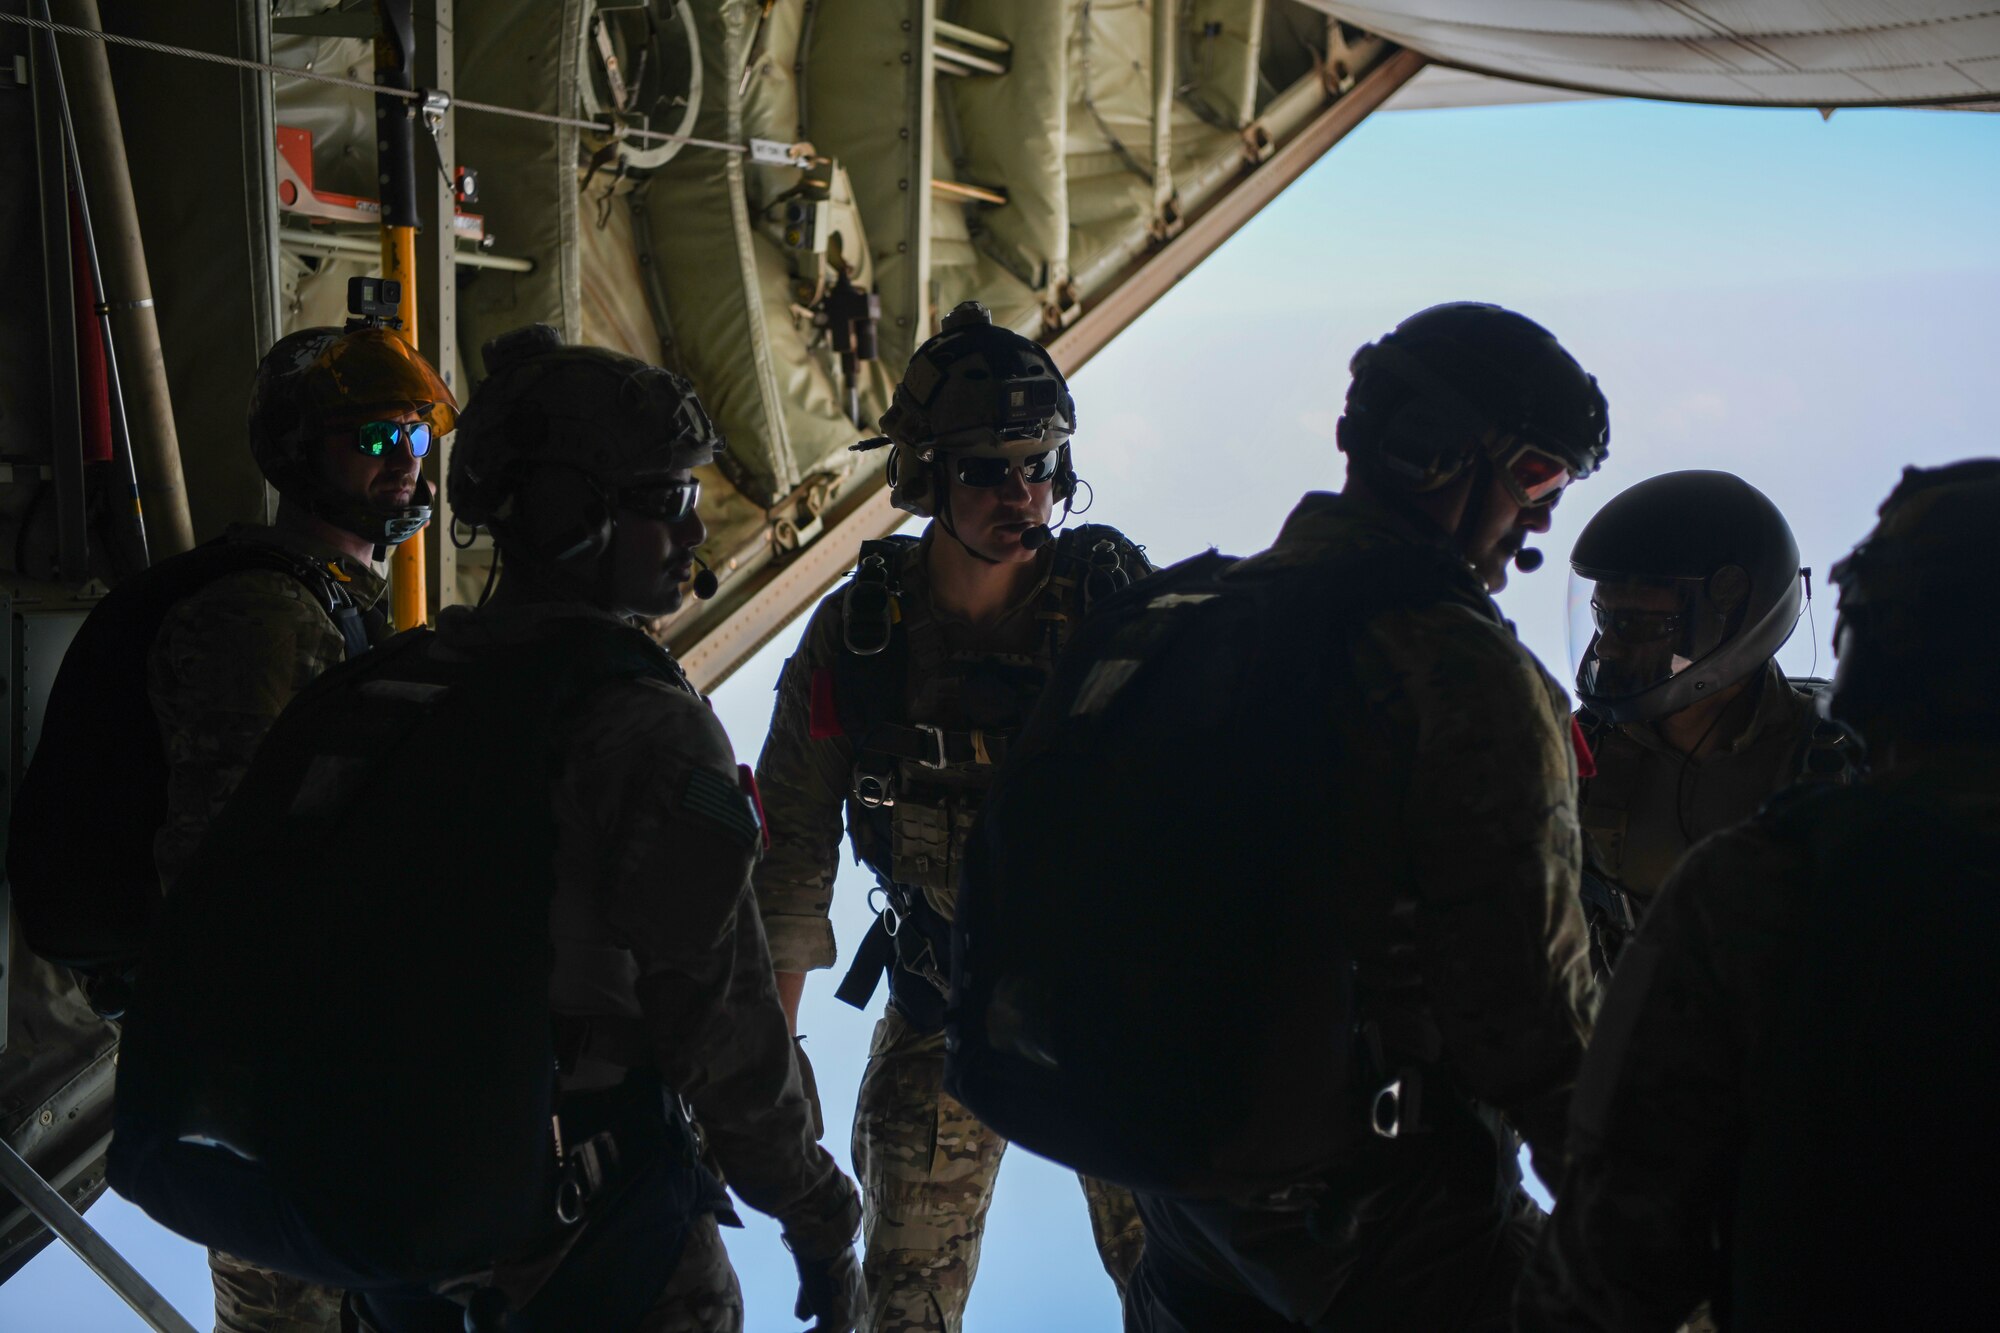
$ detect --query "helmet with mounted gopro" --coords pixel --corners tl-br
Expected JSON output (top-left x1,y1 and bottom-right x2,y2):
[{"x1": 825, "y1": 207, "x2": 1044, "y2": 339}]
[
  {"x1": 248, "y1": 326, "x2": 458, "y2": 546},
  {"x1": 856, "y1": 302, "x2": 1078, "y2": 520}
]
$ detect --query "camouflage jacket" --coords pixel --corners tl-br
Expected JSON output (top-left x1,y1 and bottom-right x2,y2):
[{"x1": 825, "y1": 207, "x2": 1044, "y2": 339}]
[
  {"x1": 1230, "y1": 490, "x2": 1595, "y2": 1175},
  {"x1": 146, "y1": 523, "x2": 386, "y2": 886},
  {"x1": 433, "y1": 602, "x2": 860, "y2": 1257},
  {"x1": 752, "y1": 524, "x2": 1152, "y2": 977},
  {"x1": 1576, "y1": 661, "x2": 1858, "y2": 972},
  {"x1": 1518, "y1": 756, "x2": 2000, "y2": 1330}
]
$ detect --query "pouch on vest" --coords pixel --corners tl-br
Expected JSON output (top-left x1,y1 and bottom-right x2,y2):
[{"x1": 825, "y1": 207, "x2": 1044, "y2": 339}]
[
  {"x1": 6, "y1": 536, "x2": 378, "y2": 975},
  {"x1": 108, "y1": 618, "x2": 685, "y2": 1289},
  {"x1": 946, "y1": 544, "x2": 1489, "y2": 1199}
]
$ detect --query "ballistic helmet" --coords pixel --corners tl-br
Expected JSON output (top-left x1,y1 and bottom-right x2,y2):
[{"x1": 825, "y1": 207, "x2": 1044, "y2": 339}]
[
  {"x1": 248, "y1": 326, "x2": 457, "y2": 545},
  {"x1": 1570, "y1": 471, "x2": 1802, "y2": 723},
  {"x1": 865, "y1": 302, "x2": 1076, "y2": 518},
  {"x1": 448, "y1": 323, "x2": 722, "y2": 533},
  {"x1": 1825, "y1": 459, "x2": 2000, "y2": 745},
  {"x1": 1338, "y1": 302, "x2": 1608, "y2": 495}
]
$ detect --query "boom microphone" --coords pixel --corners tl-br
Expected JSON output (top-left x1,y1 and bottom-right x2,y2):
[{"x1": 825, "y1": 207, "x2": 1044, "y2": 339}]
[
  {"x1": 1020, "y1": 524, "x2": 1054, "y2": 552},
  {"x1": 690, "y1": 551, "x2": 720, "y2": 599},
  {"x1": 1513, "y1": 546, "x2": 1545, "y2": 573}
]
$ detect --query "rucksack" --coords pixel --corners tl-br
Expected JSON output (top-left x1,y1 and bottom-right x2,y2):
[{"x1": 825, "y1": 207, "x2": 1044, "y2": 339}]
[
  {"x1": 6, "y1": 534, "x2": 379, "y2": 974},
  {"x1": 945, "y1": 543, "x2": 1492, "y2": 1198},
  {"x1": 107, "y1": 617, "x2": 689, "y2": 1289}
]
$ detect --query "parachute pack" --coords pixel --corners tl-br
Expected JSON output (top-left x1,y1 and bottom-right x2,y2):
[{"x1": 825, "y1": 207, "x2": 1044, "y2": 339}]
[
  {"x1": 6, "y1": 535, "x2": 379, "y2": 978},
  {"x1": 946, "y1": 543, "x2": 1491, "y2": 1198},
  {"x1": 108, "y1": 618, "x2": 689, "y2": 1288}
]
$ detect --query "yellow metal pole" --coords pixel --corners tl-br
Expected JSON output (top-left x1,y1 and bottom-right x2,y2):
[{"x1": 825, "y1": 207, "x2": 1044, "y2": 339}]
[
  {"x1": 376, "y1": 0, "x2": 426, "y2": 628},
  {"x1": 383, "y1": 225, "x2": 424, "y2": 629}
]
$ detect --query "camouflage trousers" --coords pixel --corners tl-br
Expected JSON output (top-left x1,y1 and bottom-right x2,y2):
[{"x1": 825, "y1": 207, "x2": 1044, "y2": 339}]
[
  {"x1": 852, "y1": 1008, "x2": 1145, "y2": 1333},
  {"x1": 642, "y1": 1214, "x2": 744, "y2": 1332},
  {"x1": 349, "y1": 1214, "x2": 742, "y2": 1333},
  {"x1": 210, "y1": 1250, "x2": 343, "y2": 1333}
]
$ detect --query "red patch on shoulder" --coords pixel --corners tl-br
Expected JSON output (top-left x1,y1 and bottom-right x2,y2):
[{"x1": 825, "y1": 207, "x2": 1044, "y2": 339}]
[
  {"x1": 808, "y1": 667, "x2": 843, "y2": 740},
  {"x1": 1570, "y1": 716, "x2": 1598, "y2": 780},
  {"x1": 738, "y1": 764, "x2": 771, "y2": 851}
]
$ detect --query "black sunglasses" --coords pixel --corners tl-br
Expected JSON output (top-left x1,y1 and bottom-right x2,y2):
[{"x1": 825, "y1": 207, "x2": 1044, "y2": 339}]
[
  {"x1": 617, "y1": 478, "x2": 702, "y2": 523},
  {"x1": 953, "y1": 451, "x2": 1059, "y2": 488}
]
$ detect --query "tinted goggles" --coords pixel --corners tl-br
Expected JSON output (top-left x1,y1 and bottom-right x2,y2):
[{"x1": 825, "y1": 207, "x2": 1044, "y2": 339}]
[
  {"x1": 617, "y1": 478, "x2": 701, "y2": 523},
  {"x1": 1591, "y1": 603, "x2": 1686, "y2": 645},
  {"x1": 355, "y1": 420, "x2": 433, "y2": 459},
  {"x1": 1495, "y1": 439, "x2": 1573, "y2": 508},
  {"x1": 952, "y1": 450, "x2": 1060, "y2": 488}
]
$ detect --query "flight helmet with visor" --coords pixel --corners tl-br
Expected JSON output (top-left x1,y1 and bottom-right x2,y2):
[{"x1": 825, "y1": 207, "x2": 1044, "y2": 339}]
[{"x1": 1570, "y1": 470, "x2": 1803, "y2": 723}]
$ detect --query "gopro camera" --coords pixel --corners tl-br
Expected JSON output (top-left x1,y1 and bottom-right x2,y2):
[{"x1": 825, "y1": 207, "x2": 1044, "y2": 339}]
[{"x1": 346, "y1": 276, "x2": 404, "y2": 330}]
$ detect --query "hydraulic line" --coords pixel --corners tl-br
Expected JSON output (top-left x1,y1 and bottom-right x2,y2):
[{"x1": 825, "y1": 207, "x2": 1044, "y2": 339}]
[{"x1": 0, "y1": 10, "x2": 749, "y2": 157}]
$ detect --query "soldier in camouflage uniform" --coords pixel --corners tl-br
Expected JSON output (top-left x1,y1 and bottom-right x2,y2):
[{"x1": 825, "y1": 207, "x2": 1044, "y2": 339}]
[
  {"x1": 754, "y1": 302, "x2": 1150, "y2": 1332},
  {"x1": 1566, "y1": 472, "x2": 1859, "y2": 982},
  {"x1": 1122, "y1": 304, "x2": 1604, "y2": 1332},
  {"x1": 1518, "y1": 460, "x2": 2000, "y2": 1331},
  {"x1": 157, "y1": 319, "x2": 452, "y2": 1332},
  {"x1": 338, "y1": 323, "x2": 861, "y2": 1331}
]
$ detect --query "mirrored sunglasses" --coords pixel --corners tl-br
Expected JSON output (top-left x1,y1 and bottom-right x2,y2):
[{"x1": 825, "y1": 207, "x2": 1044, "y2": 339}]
[
  {"x1": 617, "y1": 478, "x2": 702, "y2": 523},
  {"x1": 355, "y1": 420, "x2": 433, "y2": 459},
  {"x1": 953, "y1": 450, "x2": 1059, "y2": 488}
]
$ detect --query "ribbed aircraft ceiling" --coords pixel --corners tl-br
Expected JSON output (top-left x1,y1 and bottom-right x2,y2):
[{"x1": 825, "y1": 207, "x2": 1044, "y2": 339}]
[{"x1": 1303, "y1": 2, "x2": 2000, "y2": 106}]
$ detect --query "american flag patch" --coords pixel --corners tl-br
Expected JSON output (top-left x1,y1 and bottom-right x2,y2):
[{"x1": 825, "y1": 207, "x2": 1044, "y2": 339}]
[{"x1": 681, "y1": 767, "x2": 763, "y2": 849}]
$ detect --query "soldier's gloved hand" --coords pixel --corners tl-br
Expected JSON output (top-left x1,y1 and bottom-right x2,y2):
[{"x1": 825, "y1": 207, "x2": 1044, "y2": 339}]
[
  {"x1": 792, "y1": 1246, "x2": 864, "y2": 1333},
  {"x1": 795, "y1": 1035, "x2": 825, "y2": 1140}
]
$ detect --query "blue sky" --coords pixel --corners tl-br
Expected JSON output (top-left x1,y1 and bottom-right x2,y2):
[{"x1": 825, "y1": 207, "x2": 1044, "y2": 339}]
[{"x1": 7, "y1": 96, "x2": 1997, "y2": 1332}]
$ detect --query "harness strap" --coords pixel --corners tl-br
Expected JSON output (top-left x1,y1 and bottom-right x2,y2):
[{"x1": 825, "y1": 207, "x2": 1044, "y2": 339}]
[
  {"x1": 834, "y1": 915, "x2": 898, "y2": 1010},
  {"x1": 855, "y1": 721, "x2": 1013, "y2": 770},
  {"x1": 1579, "y1": 868, "x2": 1639, "y2": 932}
]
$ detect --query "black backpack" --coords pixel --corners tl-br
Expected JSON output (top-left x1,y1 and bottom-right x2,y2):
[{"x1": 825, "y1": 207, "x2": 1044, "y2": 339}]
[
  {"x1": 7, "y1": 535, "x2": 378, "y2": 974},
  {"x1": 945, "y1": 543, "x2": 1492, "y2": 1198},
  {"x1": 107, "y1": 617, "x2": 688, "y2": 1289}
]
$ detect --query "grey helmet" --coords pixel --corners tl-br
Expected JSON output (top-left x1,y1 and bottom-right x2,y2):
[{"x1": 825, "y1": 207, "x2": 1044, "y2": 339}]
[{"x1": 1570, "y1": 470, "x2": 1802, "y2": 722}]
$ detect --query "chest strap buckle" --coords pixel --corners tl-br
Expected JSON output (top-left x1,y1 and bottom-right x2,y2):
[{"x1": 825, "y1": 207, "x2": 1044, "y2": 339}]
[{"x1": 914, "y1": 722, "x2": 948, "y2": 770}]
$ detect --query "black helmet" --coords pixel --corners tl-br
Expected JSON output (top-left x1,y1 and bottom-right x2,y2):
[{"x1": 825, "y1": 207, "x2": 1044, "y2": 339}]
[
  {"x1": 1338, "y1": 302, "x2": 1608, "y2": 496},
  {"x1": 1570, "y1": 471, "x2": 1801, "y2": 723},
  {"x1": 863, "y1": 301, "x2": 1077, "y2": 519},
  {"x1": 1825, "y1": 459, "x2": 2000, "y2": 744},
  {"x1": 449, "y1": 323, "x2": 722, "y2": 535},
  {"x1": 248, "y1": 326, "x2": 458, "y2": 546}
]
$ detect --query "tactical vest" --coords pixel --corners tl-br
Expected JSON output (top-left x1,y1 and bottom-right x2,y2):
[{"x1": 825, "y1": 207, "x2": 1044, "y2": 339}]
[
  {"x1": 1576, "y1": 674, "x2": 1860, "y2": 972},
  {"x1": 9, "y1": 532, "x2": 385, "y2": 980},
  {"x1": 828, "y1": 524, "x2": 1147, "y2": 1032},
  {"x1": 110, "y1": 616, "x2": 699, "y2": 1289}
]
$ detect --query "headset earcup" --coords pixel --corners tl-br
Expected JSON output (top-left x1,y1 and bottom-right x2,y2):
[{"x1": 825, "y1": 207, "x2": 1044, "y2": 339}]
[
  {"x1": 1053, "y1": 444, "x2": 1077, "y2": 503},
  {"x1": 1375, "y1": 397, "x2": 1472, "y2": 492},
  {"x1": 541, "y1": 487, "x2": 612, "y2": 563}
]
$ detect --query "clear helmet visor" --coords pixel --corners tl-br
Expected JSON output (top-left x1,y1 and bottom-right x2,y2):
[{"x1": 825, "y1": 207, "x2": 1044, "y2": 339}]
[{"x1": 1568, "y1": 571, "x2": 1740, "y2": 706}]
